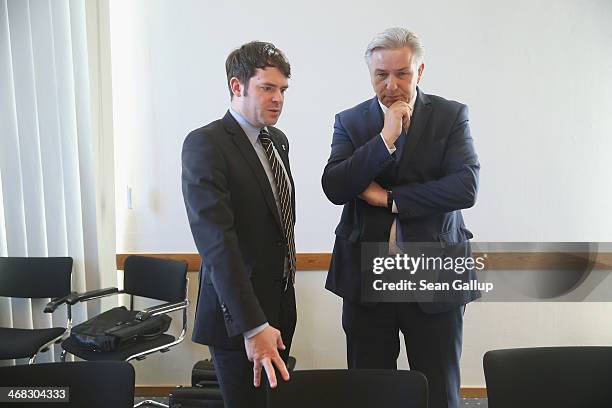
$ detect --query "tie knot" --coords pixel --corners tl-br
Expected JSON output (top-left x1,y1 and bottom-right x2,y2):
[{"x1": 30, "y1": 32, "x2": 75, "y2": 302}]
[
  {"x1": 259, "y1": 128, "x2": 270, "y2": 139},
  {"x1": 259, "y1": 129, "x2": 273, "y2": 150}
]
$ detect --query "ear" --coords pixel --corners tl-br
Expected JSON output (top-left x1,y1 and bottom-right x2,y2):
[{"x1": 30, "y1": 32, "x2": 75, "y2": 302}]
[
  {"x1": 416, "y1": 63, "x2": 425, "y2": 84},
  {"x1": 229, "y1": 77, "x2": 243, "y2": 98}
]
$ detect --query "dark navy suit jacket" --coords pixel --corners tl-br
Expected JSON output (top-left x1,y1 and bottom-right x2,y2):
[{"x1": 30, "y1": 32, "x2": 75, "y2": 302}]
[
  {"x1": 182, "y1": 111, "x2": 295, "y2": 347},
  {"x1": 322, "y1": 88, "x2": 481, "y2": 313}
]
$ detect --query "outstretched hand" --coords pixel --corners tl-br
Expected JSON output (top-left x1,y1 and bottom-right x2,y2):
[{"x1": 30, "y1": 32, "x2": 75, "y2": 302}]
[{"x1": 244, "y1": 325, "x2": 290, "y2": 388}]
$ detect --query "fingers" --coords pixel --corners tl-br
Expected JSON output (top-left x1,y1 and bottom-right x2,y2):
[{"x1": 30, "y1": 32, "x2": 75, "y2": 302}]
[
  {"x1": 390, "y1": 100, "x2": 410, "y2": 114},
  {"x1": 262, "y1": 357, "x2": 278, "y2": 388},
  {"x1": 402, "y1": 116, "x2": 410, "y2": 129},
  {"x1": 358, "y1": 182, "x2": 374, "y2": 199},
  {"x1": 276, "y1": 334, "x2": 286, "y2": 351},
  {"x1": 402, "y1": 106, "x2": 412, "y2": 130},
  {"x1": 273, "y1": 355, "x2": 290, "y2": 381},
  {"x1": 390, "y1": 101, "x2": 411, "y2": 119},
  {"x1": 390, "y1": 100, "x2": 409, "y2": 108},
  {"x1": 253, "y1": 360, "x2": 262, "y2": 387}
]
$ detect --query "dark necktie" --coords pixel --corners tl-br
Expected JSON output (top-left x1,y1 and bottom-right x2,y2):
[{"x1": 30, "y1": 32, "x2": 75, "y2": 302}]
[
  {"x1": 394, "y1": 130, "x2": 407, "y2": 159},
  {"x1": 258, "y1": 128, "x2": 296, "y2": 288}
]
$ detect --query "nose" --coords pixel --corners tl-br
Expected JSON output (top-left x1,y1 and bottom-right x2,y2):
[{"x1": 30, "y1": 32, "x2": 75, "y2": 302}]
[
  {"x1": 271, "y1": 89, "x2": 283, "y2": 103},
  {"x1": 386, "y1": 76, "x2": 397, "y2": 91}
]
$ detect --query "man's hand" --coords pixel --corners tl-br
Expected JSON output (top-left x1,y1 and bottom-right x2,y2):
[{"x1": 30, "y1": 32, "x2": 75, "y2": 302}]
[
  {"x1": 244, "y1": 325, "x2": 289, "y2": 388},
  {"x1": 358, "y1": 181, "x2": 387, "y2": 207},
  {"x1": 381, "y1": 101, "x2": 412, "y2": 147}
]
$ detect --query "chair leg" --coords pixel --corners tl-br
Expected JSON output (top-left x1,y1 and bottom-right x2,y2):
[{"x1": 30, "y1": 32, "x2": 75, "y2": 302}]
[{"x1": 134, "y1": 400, "x2": 168, "y2": 408}]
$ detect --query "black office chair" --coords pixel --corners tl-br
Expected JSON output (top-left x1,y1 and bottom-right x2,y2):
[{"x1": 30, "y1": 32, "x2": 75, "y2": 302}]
[
  {"x1": 0, "y1": 257, "x2": 74, "y2": 364},
  {"x1": 484, "y1": 346, "x2": 612, "y2": 408},
  {"x1": 61, "y1": 255, "x2": 189, "y2": 363},
  {"x1": 267, "y1": 369, "x2": 428, "y2": 408},
  {"x1": 0, "y1": 361, "x2": 135, "y2": 407}
]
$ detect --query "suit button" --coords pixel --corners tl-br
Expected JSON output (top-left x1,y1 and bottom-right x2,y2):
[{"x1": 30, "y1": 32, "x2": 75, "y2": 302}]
[{"x1": 277, "y1": 241, "x2": 283, "y2": 247}]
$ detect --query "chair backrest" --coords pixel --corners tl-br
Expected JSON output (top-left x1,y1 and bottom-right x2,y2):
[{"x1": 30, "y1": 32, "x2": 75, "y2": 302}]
[
  {"x1": 0, "y1": 361, "x2": 135, "y2": 407},
  {"x1": 267, "y1": 369, "x2": 428, "y2": 408},
  {"x1": 123, "y1": 255, "x2": 187, "y2": 302},
  {"x1": 0, "y1": 257, "x2": 72, "y2": 298},
  {"x1": 484, "y1": 346, "x2": 612, "y2": 408}
]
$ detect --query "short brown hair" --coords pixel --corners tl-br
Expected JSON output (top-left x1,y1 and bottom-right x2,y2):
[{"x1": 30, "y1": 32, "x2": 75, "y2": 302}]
[{"x1": 225, "y1": 41, "x2": 291, "y2": 97}]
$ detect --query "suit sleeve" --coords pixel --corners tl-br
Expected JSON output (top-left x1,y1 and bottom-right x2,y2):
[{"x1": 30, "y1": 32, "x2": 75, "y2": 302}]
[
  {"x1": 182, "y1": 131, "x2": 266, "y2": 337},
  {"x1": 321, "y1": 113, "x2": 395, "y2": 205},
  {"x1": 394, "y1": 105, "x2": 480, "y2": 219}
]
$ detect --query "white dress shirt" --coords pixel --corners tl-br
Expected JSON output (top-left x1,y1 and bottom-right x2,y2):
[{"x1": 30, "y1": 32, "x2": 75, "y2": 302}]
[
  {"x1": 376, "y1": 93, "x2": 417, "y2": 251},
  {"x1": 229, "y1": 108, "x2": 292, "y2": 339}
]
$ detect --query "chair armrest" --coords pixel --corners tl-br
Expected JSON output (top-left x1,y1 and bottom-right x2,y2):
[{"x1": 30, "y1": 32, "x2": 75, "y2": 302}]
[
  {"x1": 66, "y1": 287, "x2": 120, "y2": 305},
  {"x1": 44, "y1": 292, "x2": 77, "y2": 313},
  {"x1": 135, "y1": 300, "x2": 189, "y2": 320}
]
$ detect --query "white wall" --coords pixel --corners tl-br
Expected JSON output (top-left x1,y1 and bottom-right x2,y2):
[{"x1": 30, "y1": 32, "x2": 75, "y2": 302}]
[{"x1": 108, "y1": 0, "x2": 612, "y2": 386}]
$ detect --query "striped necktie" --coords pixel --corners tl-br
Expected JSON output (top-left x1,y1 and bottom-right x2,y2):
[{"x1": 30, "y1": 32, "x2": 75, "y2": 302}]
[{"x1": 258, "y1": 128, "x2": 296, "y2": 288}]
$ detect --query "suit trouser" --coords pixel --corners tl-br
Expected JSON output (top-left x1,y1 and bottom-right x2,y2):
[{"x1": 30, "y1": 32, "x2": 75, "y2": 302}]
[
  {"x1": 342, "y1": 300, "x2": 464, "y2": 408},
  {"x1": 209, "y1": 285, "x2": 296, "y2": 408}
]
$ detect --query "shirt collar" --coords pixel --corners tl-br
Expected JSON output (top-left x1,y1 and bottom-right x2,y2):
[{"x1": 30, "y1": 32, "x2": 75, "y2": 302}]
[{"x1": 229, "y1": 107, "x2": 267, "y2": 145}]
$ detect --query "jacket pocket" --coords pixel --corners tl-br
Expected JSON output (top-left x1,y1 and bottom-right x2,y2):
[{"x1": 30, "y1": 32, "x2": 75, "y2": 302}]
[
  {"x1": 334, "y1": 223, "x2": 360, "y2": 244},
  {"x1": 461, "y1": 227, "x2": 474, "y2": 240}
]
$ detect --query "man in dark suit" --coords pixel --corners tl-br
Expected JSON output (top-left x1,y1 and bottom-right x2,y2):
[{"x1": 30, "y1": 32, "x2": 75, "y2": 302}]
[
  {"x1": 182, "y1": 41, "x2": 296, "y2": 408},
  {"x1": 321, "y1": 28, "x2": 480, "y2": 408}
]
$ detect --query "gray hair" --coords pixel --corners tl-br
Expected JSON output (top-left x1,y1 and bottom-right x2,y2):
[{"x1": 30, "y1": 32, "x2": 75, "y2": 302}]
[{"x1": 364, "y1": 27, "x2": 425, "y2": 66}]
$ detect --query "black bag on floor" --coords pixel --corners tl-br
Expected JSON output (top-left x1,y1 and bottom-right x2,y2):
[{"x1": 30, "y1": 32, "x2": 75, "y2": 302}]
[
  {"x1": 192, "y1": 359, "x2": 218, "y2": 386},
  {"x1": 169, "y1": 387, "x2": 224, "y2": 408},
  {"x1": 169, "y1": 359, "x2": 222, "y2": 408},
  {"x1": 69, "y1": 306, "x2": 171, "y2": 352}
]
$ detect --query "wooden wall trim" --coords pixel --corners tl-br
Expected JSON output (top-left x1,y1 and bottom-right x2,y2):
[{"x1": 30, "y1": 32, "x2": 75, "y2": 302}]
[
  {"x1": 116, "y1": 253, "x2": 331, "y2": 272},
  {"x1": 134, "y1": 386, "x2": 184, "y2": 397},
  {"x1": 461, "y1": 387, "x2": 487, "y2": 398},
  {"x1": 117, "y1": 252, "x2": 612, "y2": 272}
]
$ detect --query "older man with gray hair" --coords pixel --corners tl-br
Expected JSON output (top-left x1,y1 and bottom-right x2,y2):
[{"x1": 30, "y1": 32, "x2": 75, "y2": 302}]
[{"x1": 322, "y1": 28, "x2": 480, "y2": 408}]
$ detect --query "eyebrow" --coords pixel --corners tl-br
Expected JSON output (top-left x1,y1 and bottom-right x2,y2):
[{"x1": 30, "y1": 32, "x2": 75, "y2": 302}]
[
  {"x1": 261, "y1": 82, "x2": 289, "y2": 89},
  {"x1": 375, "y1": 67, "x2": 411, "y2": 73}
]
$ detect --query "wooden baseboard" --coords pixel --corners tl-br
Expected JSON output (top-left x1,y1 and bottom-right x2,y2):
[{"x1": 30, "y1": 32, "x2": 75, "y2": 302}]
[
  {"x1": 134, "y1": 386, "x2": 186, "y2": 397},
  {"x1": 461, "y1": 387, "x2": 487, "y2": 398},
  {"x1": 117, "y1": 253, "x2": 332, "y2": 272},
  {"x1": 135, "y1": 385, "x2": 487, "y2": 398},
  {"x1": 118, "y1": 251, "x2": 612, "y2": 272}
]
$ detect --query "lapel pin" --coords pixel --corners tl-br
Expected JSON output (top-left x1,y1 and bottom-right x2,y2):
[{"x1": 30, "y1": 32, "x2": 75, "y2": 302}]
[{"x1": 282, "y1": 144, "x2": 286, "y2": 151}]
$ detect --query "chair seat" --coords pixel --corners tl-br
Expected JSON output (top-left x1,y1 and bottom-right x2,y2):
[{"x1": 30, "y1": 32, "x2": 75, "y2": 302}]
[
  {"x1": 0, "y1": 327, "x2": 66, "y2": 359},
  {"x1": 61, "y1": 334, "x2": 176, "y2": 361}
]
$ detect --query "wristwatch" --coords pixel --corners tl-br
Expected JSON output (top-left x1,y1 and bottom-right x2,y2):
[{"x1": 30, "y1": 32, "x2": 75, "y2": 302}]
[{"x1": 387, "y1": 190, "x2": 393, "y2": 211}]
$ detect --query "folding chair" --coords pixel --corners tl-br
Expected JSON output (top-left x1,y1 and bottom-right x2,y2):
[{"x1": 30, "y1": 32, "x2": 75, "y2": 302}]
[{"x1": 0, "y1": 257, "x2": 73, "y2": 364}]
